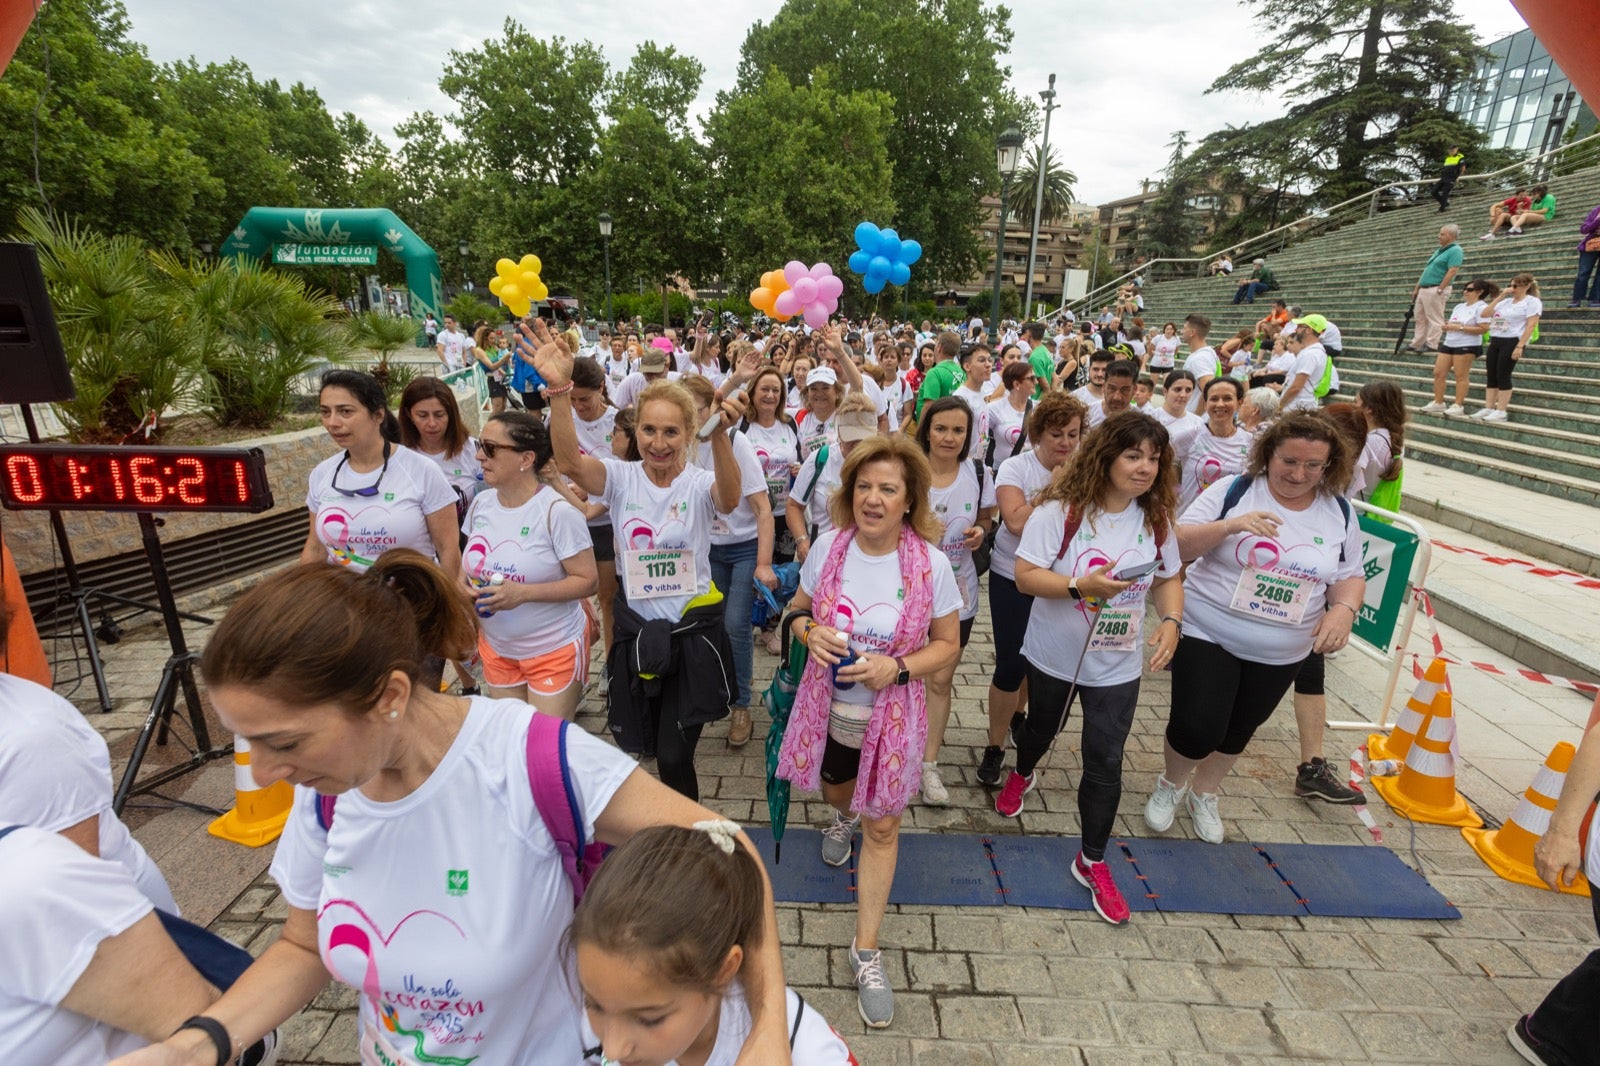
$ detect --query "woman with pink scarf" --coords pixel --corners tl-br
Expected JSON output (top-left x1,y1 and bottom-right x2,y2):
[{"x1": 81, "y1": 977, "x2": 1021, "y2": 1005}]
[{"x1": 777, "y1": 434, "x2": 961, "y2": 1030}]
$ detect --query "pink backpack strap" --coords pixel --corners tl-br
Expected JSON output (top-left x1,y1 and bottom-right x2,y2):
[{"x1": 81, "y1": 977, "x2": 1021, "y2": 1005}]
[
  {"x1": 315, "y1": 793, "x2": 337, "y2": 831},
  {"x1": 526, "y1": 713, "x2": 603, "y2": 907}
]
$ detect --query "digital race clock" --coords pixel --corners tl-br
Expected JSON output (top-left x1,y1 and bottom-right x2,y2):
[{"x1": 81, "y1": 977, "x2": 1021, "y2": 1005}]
[{"x1": 0, "y1": 444, "x2": 274, "y2": 514}]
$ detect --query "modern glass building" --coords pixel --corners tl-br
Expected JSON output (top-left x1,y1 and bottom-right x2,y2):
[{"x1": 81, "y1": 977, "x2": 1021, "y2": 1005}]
[{"x1": 1449, "y1": 28, "x2": 1594, "y2": 154}]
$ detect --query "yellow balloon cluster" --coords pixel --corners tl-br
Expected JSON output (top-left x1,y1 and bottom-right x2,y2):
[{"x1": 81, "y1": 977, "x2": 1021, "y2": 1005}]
[
  {"x1": 488, "y1": 255, "x2": 549, "y2": 317},
  {"x1": 748, "y1": 269, "x2": 793, "y2": 322}
]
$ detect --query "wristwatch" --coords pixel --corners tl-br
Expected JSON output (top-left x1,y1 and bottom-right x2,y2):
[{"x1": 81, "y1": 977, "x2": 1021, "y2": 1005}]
[
  {"x1": 1068, "y1": 576, "x2": 1083, "y2": 600},
  {"x1": 894, "y1": 656, "x2": 911, "y2": 686}
]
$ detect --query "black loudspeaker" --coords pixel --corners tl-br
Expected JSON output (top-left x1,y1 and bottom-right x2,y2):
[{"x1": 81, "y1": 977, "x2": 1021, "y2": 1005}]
[{"x1": 0, "y1": 241, "x2": 74, "y2": 405}]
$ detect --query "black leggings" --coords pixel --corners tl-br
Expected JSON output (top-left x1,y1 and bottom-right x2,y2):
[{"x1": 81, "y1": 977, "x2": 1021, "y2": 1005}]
[
  {"x1": 655, "y1": 714, "x2": 705, "y2": 801},
  {"x1": 988, "y1": 571, "x2": 1035, "y2": 692},
  {"x1": 1293, "y1": 651, "x2": 1324, "y2": 696},
  {"x1": 1165, "y1": 637, "x2": 1302, "y2": 760},
  {"x1": 1484, "y1": 336, "x2": 1519, "y2": 391},
  {"x1": 1014, "y1": 666, "x2": 1140, "y2": 862},
  {"x1": 1525, "y1": 890, "x2": 1600, "y2": 1065}
]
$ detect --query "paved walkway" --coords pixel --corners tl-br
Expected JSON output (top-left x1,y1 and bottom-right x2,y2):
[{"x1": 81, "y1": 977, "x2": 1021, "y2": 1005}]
[{"x1": 64, "y1": 536, "x2": 1596, "y2": 1065}]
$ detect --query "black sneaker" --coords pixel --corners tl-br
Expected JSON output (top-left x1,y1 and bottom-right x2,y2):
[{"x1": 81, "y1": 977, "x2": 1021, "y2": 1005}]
[
  {"x1": 1508, "y1": 1014, "x2": 1558, "y2": 1065},
  {"x1": 1294, "y1": 757, "x2": 1365, "y2": 804},
  {"x1": 977, "y1": 745, "x2": 1005, "y2": 787}
]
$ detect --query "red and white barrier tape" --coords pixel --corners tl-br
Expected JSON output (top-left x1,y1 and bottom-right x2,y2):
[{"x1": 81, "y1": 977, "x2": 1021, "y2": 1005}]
[
  {"x1": 1411, "y1": 590, "x2": 1598, "y2": 697},
  {"x1": 1348, "y1": 744, "x2": 1383, "y2": 844},
  {"x1": 1433, "y1": 540, "x2": 1600, "y2": 591}
]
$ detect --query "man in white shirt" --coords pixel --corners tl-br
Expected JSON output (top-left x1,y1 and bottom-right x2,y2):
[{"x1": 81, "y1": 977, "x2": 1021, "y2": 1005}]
[
  {"x1": 435, "y1": 315, "x2": 470, "y2": 371},
  {"x1": 1279, "y1": 316, "x2": 1331, "y2": 412},
  {"x1": 1088, "y1": 359, "x2": 1138, "y2": 428},
  {"x1": 612, "y1": 345, "x2": 681, "y2": 409},
  {"x1": 1179, "y1": 313, "x2": 1219, "y2": 412}
]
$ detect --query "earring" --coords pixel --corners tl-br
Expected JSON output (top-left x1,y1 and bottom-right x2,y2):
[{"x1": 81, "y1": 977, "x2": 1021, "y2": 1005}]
[{"x1": 387, "y1": 710, "x2": 399, "y2": 720}]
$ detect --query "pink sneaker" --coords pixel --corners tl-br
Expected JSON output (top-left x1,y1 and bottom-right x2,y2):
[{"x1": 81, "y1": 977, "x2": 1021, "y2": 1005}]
[
  {"x1": 1072, "y1": 851, "x2": 1131, "y2": 925},
  {"x1": 994, "y1": 770, "x2": 1036, "y2": 817}
]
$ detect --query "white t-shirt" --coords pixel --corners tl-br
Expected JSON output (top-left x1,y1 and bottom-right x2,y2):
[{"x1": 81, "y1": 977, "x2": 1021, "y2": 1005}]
[
  {"x1": 0, "y1": 675, "x2": 176, "y2": 913},
  {"x1": 306, "y1": 446, "x2": 457, "y2": 572},
  {"x1": 580, "y1": 985, "x2": 853, "y2": 1066},
  {"x1": 1351, "y1": 427, "x2": 1394, "y2": 500},
  {"x1": 572, "y1": 406, "x2": 619, "y2": 527},
  {"x1": 1180, "y1": 475, "x2": 1363, "y2": 664},
  {"x1": 952, "y1": 384, "x2": 992, "y2": 460},
  {"x1": 437, "y1": 329, "x2": 471, "y2": 370},
  {"x1": 983, "y1": 399, "x2": 1031, "y2": 469},
  {"x1": 799, "y1": 531, "x2": 962, "y2": 707},
  {"x1": 741, "y1": 420, "x2": 801, "y2": 518},
  {"x1": 613, "y1": 370, "x2": 681, "y2": 411},
  {"x1": 992, "y1": 450, "x2": 1057, "y2": 581},
  {"x1": 1182, "y1": 347, "x2": 1221, "y2": 411},
  {"x1": 599, "y1": 458, "x2": 717, "y2": 621},
  {"x1": 788, "y1": 445, "x2": 844, "y2": 541},
  {"x1": 1017, "y1": 501, "x2": 1182, "y2": 686},
  {"x1": 462, "y1": 488, "x2": 592, "y2": 659},
  {"x1": 0, "y1": 827, "x2": 153, "y2": 1066},
  {"x1": 1442, "y1": 300, "x2": 1489, "y2": 349},
  {"x1": 601, "y1": 353, "x2": 634, "y2": 385},
  {"x1": 929, "y1": 462, "x2": 997, "y2": 620},
  {"x1": 418, "y1": 442, "x2": 483, "y2": 502},
  {"x1": 796, "y1": 411, "x2": 835, "y2": 458},
  {"x1": 1153, "y1": 408, "x2": 1204, "y2": 465},
  {"x1": 1266, "y1": 350, "x2": 1297, "y2": 375},
  {"x1": 681, "y1": 360, "x2": 726, "y2": 387},
  {"x1": 1179, "y1": 424, "x2": 1254, "y2": 514},
  {"x1": 1320, "y1": 320, "x2": 1343, "y2": 351},
  {"x1": 1284, "y1": 343, "x2": 1328, "y2": 411},
  {"x1": 694, "y1": 431, "x2": 769, "y2": 545},
  {"x1": 1150, "y1": 334, "x2": 1181, "y2": 369},
  {"x1": 1490, "y1": 295, "x2": 1543, "y2": 339},
  {"x1": 270, "y1": 698, "x2": 636, "y2": 1066}
]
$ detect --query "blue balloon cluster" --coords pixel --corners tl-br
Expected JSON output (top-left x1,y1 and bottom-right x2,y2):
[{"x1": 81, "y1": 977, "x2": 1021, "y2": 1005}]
[{"x1": 847, "y1": 221, "x2": 923, "y2": 294}]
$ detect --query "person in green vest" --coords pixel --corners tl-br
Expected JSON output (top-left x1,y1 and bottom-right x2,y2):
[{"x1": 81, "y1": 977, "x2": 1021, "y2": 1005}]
[
  {"x1": 1231, "y1": 259, "x2": 1277, "y2": 305},
  {"x1": 1024, "y1": 322, "x2": 1052, "y2": 400},
  {"x1": 914, "y1": 330, "x2": 964, "y2": 421},
  {"x1": 1431, "y1": 146, "x2": 1466, "y2": 212}
]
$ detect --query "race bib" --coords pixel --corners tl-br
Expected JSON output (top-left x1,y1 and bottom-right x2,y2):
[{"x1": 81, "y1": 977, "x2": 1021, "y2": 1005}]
[
  {"x1": 766, "y1": 475, "x2": 789, "y2": 509},
  {"x1": 622, "y1": 547, "x2": 696, "y2": 601},
  {"x1": 1089, "y1": 606, "x2": 1143, "y2": 652},
  {"x1": 710, "y1": 516, "x2": 732, "y2": 537},
  {"x1": 1229, "y1": 567, "x2": 1311, "y2": 625},
  {"x1": 362, "y1": 1020, "x2": 417, "y2": 1066}
]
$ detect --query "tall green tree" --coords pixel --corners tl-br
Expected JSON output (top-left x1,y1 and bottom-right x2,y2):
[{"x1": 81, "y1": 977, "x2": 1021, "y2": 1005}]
[
  {"x1": 1203, "y1": 0, "x2": 1488, "y2": 205},
  {"x1": 705, "y1": 70, "x2": 895, "y2": 299},
  {"x1": 733, "y1": 0, "x2": 1028, "y2": 288},
  {"x1": 1005, "y1": 144, "x2": 1077, "y2": 226}
]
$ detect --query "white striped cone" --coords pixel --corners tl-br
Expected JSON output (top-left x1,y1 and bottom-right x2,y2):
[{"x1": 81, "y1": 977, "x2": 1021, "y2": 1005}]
[
  {"x1": 1370, "y1": 690, "x2": 1482, "y2": 828},
  {"x1": 1464, "y1": 742, "x2": 1591, "y2": 896},
  {"x1": 1369, "y1": 656, "x2": 1447, "y2": 764},
  {"x1": 207, "y1": 736, "x2": 293, "y2": 847}
]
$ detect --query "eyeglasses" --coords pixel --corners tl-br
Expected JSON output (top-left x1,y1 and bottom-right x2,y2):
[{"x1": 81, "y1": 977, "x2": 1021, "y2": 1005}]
[
  {"x1": 476, "y1": 438, "x2": 524, "y2": 459},
  {"x1": 1274, "y1": 458, "x2": 1328, "y2": 474},
  {"x1": 330, "y1": 441, "x2": 391, "y2": 497}
]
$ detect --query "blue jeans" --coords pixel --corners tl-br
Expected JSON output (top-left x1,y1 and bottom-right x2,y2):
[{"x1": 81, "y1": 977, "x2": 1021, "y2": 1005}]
[
  {"x1": 1574, "y1": 250, "x2": 1600, "y2": 305},
  {"x1": 710, "y1": 539, "x2": 759, "y2": 707},
  {"x1": 1232, "y1": 281, "x2": 1270, "y2": 304}
]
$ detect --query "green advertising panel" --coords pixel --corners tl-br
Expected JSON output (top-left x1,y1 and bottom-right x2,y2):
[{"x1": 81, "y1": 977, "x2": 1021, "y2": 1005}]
[
  {"x1": 1352, "y1": 513, "x2": 1420, "y2": 651},
  {"x1": 272, "y1": 242, "x2": 379, "y2": 266}
]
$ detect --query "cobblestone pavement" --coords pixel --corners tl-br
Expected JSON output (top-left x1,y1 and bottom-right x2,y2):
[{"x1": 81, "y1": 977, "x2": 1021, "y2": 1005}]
[{"x1": 68, "y1": 591, "x2": 1592, "y2": 1065}]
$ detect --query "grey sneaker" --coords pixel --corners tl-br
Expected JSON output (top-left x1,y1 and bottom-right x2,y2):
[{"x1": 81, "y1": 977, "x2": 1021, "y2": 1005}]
[
  {"x1": 820, "y1": 809, "x2": 858, "y2": 867},
  {"x1": 850, "y1": 939, "x2": 895, "y2": 1028},
  {"x1": 1444, "y1": 404, "x2": 1466, "y2": 417},
  {"x1": 1295, "y1": 757, "x2": 1365, "y2": 804},
  {"x1": 1143, "y1": 775, "x2": 1186, "y2": 832},
  {"x1": 920, "y1": 762, "x2": 949, "y2": 805},
  {"x1": 1418, "y1": 401, "x2": 1445, "y2": 414},
  {"x1": 1186, "y1": 790, "x2": 1226, "y2": 844}
]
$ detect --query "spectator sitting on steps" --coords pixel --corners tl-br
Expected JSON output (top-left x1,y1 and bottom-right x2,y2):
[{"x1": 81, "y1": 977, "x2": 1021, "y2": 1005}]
[
  {"x1": 1232, "y1": 258, "x2": 1277, "y2": 304},
  {"x1": 1209, "y1": 254, "x2": 1234, "y2": 276},
  {"x1": 1482, "y1": 188, "x2": 1531, "y2": 240}
]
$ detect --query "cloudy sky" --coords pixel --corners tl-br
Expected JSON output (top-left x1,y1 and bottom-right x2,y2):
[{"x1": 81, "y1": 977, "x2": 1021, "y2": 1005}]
[{"x1": 118, "y1": 0, "x2": 1529, "y2": 205}]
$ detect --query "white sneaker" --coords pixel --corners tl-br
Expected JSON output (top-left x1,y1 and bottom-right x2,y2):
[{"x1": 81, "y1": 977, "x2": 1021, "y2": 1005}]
[
  {"x1": 1470, "y1": 407, "x2": 1493, "y2": 419},
  {"x1": 921, "y1": 763, "x2": 949, "y2": 806},
  {"x1": 1479, "y1": 232, "x2": 1496, "y2": 240},
  {"x1": 1509, "y1": 226, "x2": 1522, "y2": 235},
  {"x1": 1419, "y1": 401, "x2": 1446, "y2": 414},
  {"x1": 1444, "y1": 404, "x2": 1466, "y2": 417},
  {"x1": 1144, "y1": 775, "x2": 1186, "y2": 832},
  {"x1": 1186, "y1": 790, "x2": 1226, "y2": 844},
  {"x1": 1484, "y1": 409, "x2": 1509, "y2": 422}
]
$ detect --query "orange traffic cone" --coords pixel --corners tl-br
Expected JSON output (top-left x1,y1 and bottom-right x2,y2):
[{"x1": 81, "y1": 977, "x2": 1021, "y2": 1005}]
[
  {"x1": 208, "y1": 737, "x2": 293, "y2": 847},
  {"x1": 1370, "y1": 657, "x2": 1448, "y2": 764},
  {"x1": 1463, "y1": 742, "x2": 1590, "y2": 896},
  {"x1": 1371, "y1": 690, "x2": 1483, "y2": 828}
]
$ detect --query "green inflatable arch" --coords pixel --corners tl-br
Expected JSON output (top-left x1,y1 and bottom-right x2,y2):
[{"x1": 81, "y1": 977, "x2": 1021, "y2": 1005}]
[{"x1": 220, "y1": 207, "x2": 443, "y2": 332}]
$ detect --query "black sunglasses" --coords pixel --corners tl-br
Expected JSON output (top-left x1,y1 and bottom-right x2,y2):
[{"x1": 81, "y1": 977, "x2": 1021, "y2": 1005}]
[
  {"x1": 476, "y1": 438, "x2": 525, "y2": 459},
  {"x1": 330, "y1": 440, "x2": 391, "y2": 497}
]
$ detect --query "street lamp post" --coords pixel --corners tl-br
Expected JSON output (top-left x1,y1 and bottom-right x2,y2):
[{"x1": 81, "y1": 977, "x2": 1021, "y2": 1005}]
[
  {"x1": 598, "y1": 212, "x2": 614, "y2": 326},
  {"x1": 989, "y1": 124, "x2": 1024, "y2": 344},
  {"x1": 1023, "y1": 75, "x2": 1057, "y2": 320},
  {"x1": 457, "y1": 240, "x2": 469, "y2": 299}
]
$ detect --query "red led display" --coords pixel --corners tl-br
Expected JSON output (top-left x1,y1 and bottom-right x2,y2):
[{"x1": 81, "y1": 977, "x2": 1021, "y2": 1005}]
[{"x1": 0, "y1": 445, "x2": 274, "y2": 514}]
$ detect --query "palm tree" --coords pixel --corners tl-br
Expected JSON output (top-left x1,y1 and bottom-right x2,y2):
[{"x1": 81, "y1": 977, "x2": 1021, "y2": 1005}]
[{"x1": 1005, "y1": 144, "x2": 1077, "y2": 226}]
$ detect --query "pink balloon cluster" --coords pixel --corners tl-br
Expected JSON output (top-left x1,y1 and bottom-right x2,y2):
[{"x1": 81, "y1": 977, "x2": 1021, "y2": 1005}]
[{"x1": 773, "y1": 261, "x2": 843, "y2": 329}]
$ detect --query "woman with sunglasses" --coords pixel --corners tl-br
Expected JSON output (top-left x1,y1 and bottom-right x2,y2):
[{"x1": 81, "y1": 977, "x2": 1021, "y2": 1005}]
[
  {"x1": 527, "y1": 320, "x2": 748, "y2": 802},
  {"x1": 300, "y1": 369, "x2": 461, "y2": 581},
  {"x1": 1145, "y1": 413, "x2": 1362, "y2": 845},
  {"x1": 460, "y1": 413, "x2": 598, "y2": 720},
  {"x1": 982, "y1": 361, "x2": 1037, "y2": 473}
]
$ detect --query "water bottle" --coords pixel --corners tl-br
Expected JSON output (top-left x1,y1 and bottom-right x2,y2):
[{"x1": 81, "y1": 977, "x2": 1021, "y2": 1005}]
[
  {"x1": 832, "y1": 622, "x2": 859, "y2": 691},
  {"x1": 475, "y1": 572, "x2": 504, "y2": 618},
  {"x1": 1367, "y1": 758, "x2": 1402, "y2": 777}
]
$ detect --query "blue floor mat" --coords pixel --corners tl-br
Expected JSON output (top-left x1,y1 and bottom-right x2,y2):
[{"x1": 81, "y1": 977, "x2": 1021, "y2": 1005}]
[{"x1": 744, "y1": 827, "x2": 1459, "y2": 919}]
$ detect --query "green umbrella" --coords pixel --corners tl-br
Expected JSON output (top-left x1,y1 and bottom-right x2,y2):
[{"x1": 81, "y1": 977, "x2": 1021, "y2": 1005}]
[{"x1": 763, "y1": 625, "x2": 809, "y2": 864}]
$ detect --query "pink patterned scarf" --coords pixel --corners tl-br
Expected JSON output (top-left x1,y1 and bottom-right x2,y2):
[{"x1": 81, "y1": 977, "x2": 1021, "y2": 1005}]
[{"x1": 777, "y1": 525, "x2": 934, "y2": 818}]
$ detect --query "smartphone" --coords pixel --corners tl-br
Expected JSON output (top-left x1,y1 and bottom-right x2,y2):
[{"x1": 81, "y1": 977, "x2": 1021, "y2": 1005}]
[
  {"x1": 696, "y1": 411, "x2": 725, "y2": 441},
  {"x1": 1113, "y1": 559, "x2": 1161, "y2": 581}
]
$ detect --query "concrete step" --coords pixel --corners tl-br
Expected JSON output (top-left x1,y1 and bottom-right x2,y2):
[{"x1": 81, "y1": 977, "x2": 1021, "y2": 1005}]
[{"x1": 1401, "y1": 438, "x2": 1600, "y2": 507}]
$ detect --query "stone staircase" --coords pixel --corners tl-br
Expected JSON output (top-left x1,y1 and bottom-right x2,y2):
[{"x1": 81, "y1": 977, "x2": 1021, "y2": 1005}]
[{"x1": 1135, "y1": 165, "x2": 1600, "y2": 506}]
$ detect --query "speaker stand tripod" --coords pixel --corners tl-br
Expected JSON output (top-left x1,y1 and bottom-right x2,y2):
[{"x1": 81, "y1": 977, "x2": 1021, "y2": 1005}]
[{"x1": 111, "y1": 511, "x2": 232, "y2": 816}]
